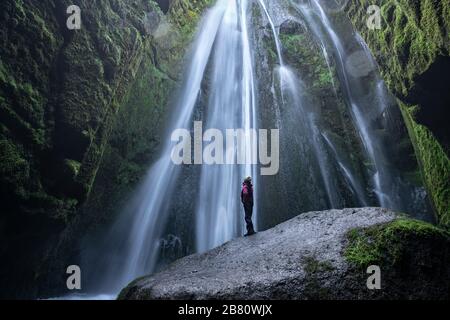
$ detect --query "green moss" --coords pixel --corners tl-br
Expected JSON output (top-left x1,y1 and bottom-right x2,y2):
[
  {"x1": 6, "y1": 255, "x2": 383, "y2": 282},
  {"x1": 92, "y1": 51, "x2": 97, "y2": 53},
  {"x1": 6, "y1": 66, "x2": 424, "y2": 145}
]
[
  {"x1": 82, "y1": 47, "x2": 176, "y2": 222},
  {"x1": 27, "y1": 6, "x2": 58, "y2": 47},
  {"x1": 0, "y1": 61, "x2": 11, "y2": 85},
  {"x1": 345, "y1": 218, "x2": 450, "y2": 269},
  {"x1": 64, "y1": 159, "x2": 81, "y2": 178},
  {"x1": 168, "y1": 0, "x2": 215, "y2": 47},
  {"x1": 347, "y1": 0, "x2": 448, "y2": 97},
  {"x1": 280, "y1": 33, "x2": 335, "y2": 90},
  {"x1": 0, "y1": 138, "x2": 30, "y2": 197},
  {"x1": 251, "y1": 1, "x2": 262, "y2": 20},
  {"x1": 280, "y1": 34, "x2": 306, "y2": 57},
  {"x1": 0, "y1": 0, "x2": 175, "y2": 224},
  {"x1": 399, "y1": 102, "x2": 450, "y2": 228},
  {"x1": 316, "y1": 68, "x2": 333, "y2": 87}
]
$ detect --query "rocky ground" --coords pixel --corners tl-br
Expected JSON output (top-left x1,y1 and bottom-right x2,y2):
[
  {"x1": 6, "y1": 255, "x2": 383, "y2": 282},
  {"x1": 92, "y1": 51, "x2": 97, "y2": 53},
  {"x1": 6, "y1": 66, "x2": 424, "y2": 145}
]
[{"x1": 119, "y1": 208, "x2": 450, "y2": 300}]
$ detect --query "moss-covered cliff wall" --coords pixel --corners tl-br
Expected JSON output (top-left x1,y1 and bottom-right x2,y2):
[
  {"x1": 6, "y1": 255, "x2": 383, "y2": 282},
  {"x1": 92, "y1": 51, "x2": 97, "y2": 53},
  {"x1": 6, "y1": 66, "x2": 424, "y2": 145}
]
[
  {"x1": 346, "y1": 0, "x2": 450, "y2": 227},
  {"x1": 79, "y1": 0, "x2": 213, "y2": 231},
  {"x1": 0, "y1": 0, "x2": 212, "y2": 298}
]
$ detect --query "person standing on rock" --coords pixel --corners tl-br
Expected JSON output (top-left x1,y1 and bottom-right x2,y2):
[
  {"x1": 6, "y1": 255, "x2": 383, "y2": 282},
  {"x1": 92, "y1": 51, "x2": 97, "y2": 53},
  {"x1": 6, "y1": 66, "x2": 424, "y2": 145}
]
[{"x1": 241, "y1": 176, "x2": 256, "y2": 237}]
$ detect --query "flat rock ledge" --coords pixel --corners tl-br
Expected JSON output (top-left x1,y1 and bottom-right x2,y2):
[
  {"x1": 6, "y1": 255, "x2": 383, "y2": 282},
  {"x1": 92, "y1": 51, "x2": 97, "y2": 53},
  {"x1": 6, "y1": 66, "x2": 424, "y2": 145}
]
[{"x1": 119, "y1": 208, "x2": 450, "y2": 300}]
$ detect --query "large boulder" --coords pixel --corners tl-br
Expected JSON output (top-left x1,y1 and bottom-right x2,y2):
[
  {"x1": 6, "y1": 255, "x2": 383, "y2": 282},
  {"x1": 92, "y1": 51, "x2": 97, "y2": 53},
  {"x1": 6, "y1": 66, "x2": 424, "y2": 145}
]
[{"x1": 119, "y1": 208, "x2": 450, "y2": 300}]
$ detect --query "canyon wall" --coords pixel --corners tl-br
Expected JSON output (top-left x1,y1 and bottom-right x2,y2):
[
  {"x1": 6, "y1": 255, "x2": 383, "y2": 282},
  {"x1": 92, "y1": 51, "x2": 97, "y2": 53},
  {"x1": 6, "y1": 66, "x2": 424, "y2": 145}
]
[
  {"x1": 0, "y1": 0, "x2": 212, "y2": 298},
  {"x1": 346, "y1": 0, "x2": 450, "y2": 227}
]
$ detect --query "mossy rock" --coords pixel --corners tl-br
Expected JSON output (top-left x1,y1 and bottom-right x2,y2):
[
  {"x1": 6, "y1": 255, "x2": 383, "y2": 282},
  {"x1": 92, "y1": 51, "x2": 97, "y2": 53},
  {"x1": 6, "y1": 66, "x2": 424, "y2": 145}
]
[
  {"x1": 346, "y1": 0, "x2": 449, "y2": 97},
  {"x1": 345, "y1": 217, "x2": 450, "y2": 268},
  {"x1": 399, "y1": 102, "x2": 450, "y2": 228}
]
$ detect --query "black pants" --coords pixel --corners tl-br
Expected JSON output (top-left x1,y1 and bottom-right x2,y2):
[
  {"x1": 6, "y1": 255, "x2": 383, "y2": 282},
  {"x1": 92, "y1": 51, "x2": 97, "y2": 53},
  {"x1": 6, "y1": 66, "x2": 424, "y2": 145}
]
[{"x1": 243, "y1": 203, "x2": 254, "y2": 233}]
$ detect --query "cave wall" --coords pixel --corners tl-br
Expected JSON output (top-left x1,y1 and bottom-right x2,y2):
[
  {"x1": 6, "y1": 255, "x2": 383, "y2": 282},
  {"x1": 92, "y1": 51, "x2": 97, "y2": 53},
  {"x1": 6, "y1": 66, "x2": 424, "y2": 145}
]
[
  {"x1": 346, "y1": 0, "x2": 450, "y2": 227},
  {"x1": 0, "y1": 0, "x2": 213, "y2": 298}
]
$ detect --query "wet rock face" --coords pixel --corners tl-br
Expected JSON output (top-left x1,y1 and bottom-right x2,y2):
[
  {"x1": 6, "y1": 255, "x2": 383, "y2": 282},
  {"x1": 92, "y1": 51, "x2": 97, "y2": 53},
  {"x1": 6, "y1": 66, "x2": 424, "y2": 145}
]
[
  {"x1": 119, "y1": 208, "x2": 450, "y2": 300},
  {"x1": 279, "y1": 19, "x2": 305, "y2": 35}
]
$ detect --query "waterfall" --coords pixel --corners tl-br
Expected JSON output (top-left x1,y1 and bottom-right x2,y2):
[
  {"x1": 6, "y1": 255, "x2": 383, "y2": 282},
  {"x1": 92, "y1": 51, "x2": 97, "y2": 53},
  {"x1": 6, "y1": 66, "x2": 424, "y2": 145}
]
[
  {"x1": 278, "y1": 65, "x2": 343, "y2": 208},
  {"x1": 79, "y1": 0, "x2": 431, "y2": 298},
  {"x1": 259, "y1": 0, "x2": 343, "y2": 208},
  {"x1": 293, "y1": 0, "x2": 401, "y2": 209},
  {"x1": 321, "y1": 132, "x2": 369, "y2": 206},
  {"x1": 196, "y1": 0, "x2": 259, "y2": 253},
  {"x1": 257, "y1": 0, "x2": 284, "y2": 66},
  {"x1": 87, "y1": 0, "x2": 229, "y2": 293}
]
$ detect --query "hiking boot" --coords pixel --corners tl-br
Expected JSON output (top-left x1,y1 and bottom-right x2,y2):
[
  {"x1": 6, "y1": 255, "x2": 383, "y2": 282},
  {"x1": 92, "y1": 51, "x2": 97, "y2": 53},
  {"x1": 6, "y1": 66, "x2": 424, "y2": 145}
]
[{"x1": 244, "y1": 231, "x2": 256, "y2": 237}]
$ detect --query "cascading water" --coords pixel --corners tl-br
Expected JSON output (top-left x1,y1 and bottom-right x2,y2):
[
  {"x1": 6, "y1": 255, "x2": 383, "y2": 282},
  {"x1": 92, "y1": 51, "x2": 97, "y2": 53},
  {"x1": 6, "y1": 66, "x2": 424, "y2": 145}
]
[
  {"x1": 196, "y1": 0, "x2": 259, "y2": 253},
  {"x1": 293, "y1": 0, "x2": 400, "y2": 209},
  {"x1": 83, "y1": 1, "x2": 230, "y2": 294},
  {"x1": 321, "y1": 132, "x2": 369, "y2": 206},
  {"x1": 258, "y1": 0, "x2": 344, "y2": 208},
  {"x1": 79, "y1": 0, "x2": 432, "y2": 298}
]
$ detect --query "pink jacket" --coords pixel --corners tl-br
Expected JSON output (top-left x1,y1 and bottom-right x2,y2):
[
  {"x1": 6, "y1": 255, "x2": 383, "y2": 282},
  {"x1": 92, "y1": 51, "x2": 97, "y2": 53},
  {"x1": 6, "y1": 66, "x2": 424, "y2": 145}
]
[{"x1": 241, "y1": 182, "x2": 254, "y2": 205}]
